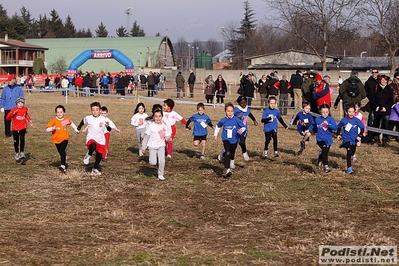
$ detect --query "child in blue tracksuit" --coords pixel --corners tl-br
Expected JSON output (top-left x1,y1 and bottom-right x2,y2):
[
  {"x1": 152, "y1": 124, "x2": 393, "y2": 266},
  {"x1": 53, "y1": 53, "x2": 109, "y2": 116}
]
[
  {"x1": 292, "y1": 101, "x2": 314, "y2": 156},
  {"x1": 186, "y1": 103, "x2": 213, "y2": 159},
  {"x1": 308, "y1": 104, "x2": 337, "y2": 173},
  {"x1": 261, "y1": 96, "x2": 288, "y2": 158},
  {"x1": 214, "y1": 102, "x2": 246, "y2": 178},
  {"x1": 234, "y1": 95, "x2": 258, "y2": 161},
  {"x1": 337, "y1": 102, "x2": 364, "y2": 174}
]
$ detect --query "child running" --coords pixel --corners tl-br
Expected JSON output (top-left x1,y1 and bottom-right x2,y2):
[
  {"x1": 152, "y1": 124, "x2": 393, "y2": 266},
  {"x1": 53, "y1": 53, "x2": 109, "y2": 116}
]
[
  {"x1": 142, "y1": 105, "x2": 172, "y2": 180},
  {"x1": 214, "y1": 102, "x2": 246, "y2": 178},
  {"x1": 292, "y1": 101, "x2": 314, "y2": 156},
  {"x1": 77, "y1": 102, "x2": 112, "y2": 175},
  {"x1": 162, "y1": 98, "x2": 188, "y2": 158},
  {"x1": 6, "y1": 96, "x2": 33, "y2": 161},
  {"x1": 308, "y1": 104, "x2": 337, "y2": 173},
  {"x1": 100, "y1": 106, "x2": 120, "y2": 162},
  {"x1": 186, "y1": 102, "x2": 214, "y2": 159},
  {"x1": 234, "y1": 95, "x2": 258, "y2": 161},
  {"x1": 131, "y1": 102, "x2": 148, "y2": 156},
  {"x1": 261, "y1": 96, "x2": 288, "y2": 158},
  {"x1": 336, "y1": 102, "x2": 365, "y2": 174},
  {"x1": 46, "y1": 105, "x2": 79, "y2": 173}
]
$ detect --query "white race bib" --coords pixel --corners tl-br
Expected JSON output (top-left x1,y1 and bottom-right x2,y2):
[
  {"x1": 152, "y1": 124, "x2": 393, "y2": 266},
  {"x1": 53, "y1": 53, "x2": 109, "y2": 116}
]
[
  {"x1": 200, "y1": 121, "x2": 207, "y2": 128},
  {"x1": 227, "y1": 129, "x2": 233, "y2": 138},
  {"x1": 345, "y1": 123, "x2": 353, "y2": 132}
]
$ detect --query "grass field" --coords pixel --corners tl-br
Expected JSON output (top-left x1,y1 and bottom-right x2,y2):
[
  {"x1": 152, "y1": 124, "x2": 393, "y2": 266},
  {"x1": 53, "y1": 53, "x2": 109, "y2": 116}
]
[{"x1": 0, "y1": 88, "x2": 398, "y2": 265}]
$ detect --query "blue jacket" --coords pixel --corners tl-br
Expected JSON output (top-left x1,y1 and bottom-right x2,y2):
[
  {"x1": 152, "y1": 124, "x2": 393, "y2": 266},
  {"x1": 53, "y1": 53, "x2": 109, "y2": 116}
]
[
  {"x1": 261, "y1": 107, "x2": 286, "y2": 132},
  {"x1": 216, "y1": 116, "x2": 246, "y2": 144},
  {"x1": 337, "y1": 116, "x2": 364, "y2": 144},
  {"x1": 309, "y1": 116, "x2": 337, "y2": 146},
  {"x1": 294, "y1": 112, "x2": 314, "y2": 134},
  {"x1": 0, "y1": 84, "x2": 24, "y2": 110},
  {"x1": 234, "y1": 106, "x2": 253, "y2": 130},
  {"x1": 187, "y1": 113, "x2": 212, "y2": 136}
]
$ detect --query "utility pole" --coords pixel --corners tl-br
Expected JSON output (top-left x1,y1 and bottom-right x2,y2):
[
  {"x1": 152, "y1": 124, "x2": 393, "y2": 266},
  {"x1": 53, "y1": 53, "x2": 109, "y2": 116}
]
[{"x1": 126, "y1": 7, "x2": 133, "y2": 33}]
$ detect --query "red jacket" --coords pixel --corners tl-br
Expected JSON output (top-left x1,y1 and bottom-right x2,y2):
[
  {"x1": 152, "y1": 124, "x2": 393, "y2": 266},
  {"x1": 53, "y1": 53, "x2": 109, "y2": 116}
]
[
  {"x1": 313, "y1": 82, "x2": 331, "y2": 107},
  {"x1": 6, "y1": 107, "x2": 31, "y2": 131},
  {"x1": 75, "y1": 76, "x2": 83, "y2": 87}
]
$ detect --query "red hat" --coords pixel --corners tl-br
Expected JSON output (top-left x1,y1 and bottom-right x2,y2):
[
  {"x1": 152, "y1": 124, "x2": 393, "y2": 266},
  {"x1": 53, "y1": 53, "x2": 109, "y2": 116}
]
[
  {"x1": 7, "y1": 75, "x2": 16, "y2": 81},
  {"x1": 314, "y1": 74, "x2": 323, "y2": 81}
]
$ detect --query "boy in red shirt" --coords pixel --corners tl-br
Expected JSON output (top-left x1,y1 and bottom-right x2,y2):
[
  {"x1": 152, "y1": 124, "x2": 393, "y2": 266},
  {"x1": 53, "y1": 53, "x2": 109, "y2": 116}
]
[{"x1": 6, "y1": 97, "x2": 33, "y2": 161}]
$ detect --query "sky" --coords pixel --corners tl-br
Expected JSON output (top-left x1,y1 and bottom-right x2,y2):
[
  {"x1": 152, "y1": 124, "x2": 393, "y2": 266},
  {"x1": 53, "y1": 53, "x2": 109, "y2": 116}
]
[{"x1": 2, "y1": 1, "x2": 267, "y2": 42}]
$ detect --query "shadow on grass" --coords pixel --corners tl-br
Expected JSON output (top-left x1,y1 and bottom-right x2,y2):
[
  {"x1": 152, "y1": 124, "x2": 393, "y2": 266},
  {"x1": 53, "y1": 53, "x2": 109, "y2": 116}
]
[
  {"x1": 199, "y1": 163, "x2": 224, "y2": 177},
  {"x1": 136, "y1": 165, "x2": 158, "y2": 178},
  {"x1": 177, "y1": 148, "x2": 198, "y2": 158},
  {"x1": 126, "y1": 146, "x2": 139, "y2": 155},
  {"x1": 283, "y1": 160, "x2": 316, "y2": 173}
]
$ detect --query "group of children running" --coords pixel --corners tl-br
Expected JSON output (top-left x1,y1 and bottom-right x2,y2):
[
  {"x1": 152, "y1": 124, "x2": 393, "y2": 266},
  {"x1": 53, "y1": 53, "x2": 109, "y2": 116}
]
[{"x1": 6, "y1": 95, "x2": 368, "y2": 179}]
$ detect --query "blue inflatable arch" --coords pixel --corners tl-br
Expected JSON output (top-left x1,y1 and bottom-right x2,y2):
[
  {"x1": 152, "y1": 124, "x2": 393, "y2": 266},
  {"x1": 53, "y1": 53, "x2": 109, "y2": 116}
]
[{"x1": 67, "y1": 49, "x2": 135, "y2": 75}]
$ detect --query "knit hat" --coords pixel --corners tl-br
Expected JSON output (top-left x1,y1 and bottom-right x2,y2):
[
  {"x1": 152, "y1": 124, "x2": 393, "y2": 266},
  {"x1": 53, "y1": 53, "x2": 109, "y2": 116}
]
[
  {"x1": 7, "y1": 75, "x2": 16, "y2": 81},
  {"x1": 314, "y1": 74, "x2": 323, "y2": 81},
  {"x1": 15, "y1": 96, "x2": 25, "y2": 104},
  {"x1": 236, "y1": 95, "x2": 247, "y2": 103}
]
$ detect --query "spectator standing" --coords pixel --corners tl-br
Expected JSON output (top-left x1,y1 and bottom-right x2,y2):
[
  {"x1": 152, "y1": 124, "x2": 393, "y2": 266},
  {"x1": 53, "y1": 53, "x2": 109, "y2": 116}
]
[
  {"x1": 153, "y1": 72, "x2": 160, "y2": 95},
  {"x1": 258, "y1": 75, "x2": 269, "y2": 110},
  {"x1": 188, "y1": 69, "x2": 196, "y2": 98},
  {"x1": 301, "y1": 72, "x2": 314, "y2": 104},
  {"x1": 339, "y1": 70, "x2": 367, "y2": 115},
  {"x1": 0, "y1": 76, "x2": 25, "y2": 138},
  {"x1": 370, "y1": 75, "x2": 394, "y2": 146},
  {"x1": 290, "y1": 70, "x2": 303, "y2": 109},
  {"x1": 214, "y1": 74, "x2": 228, "y2": 104},
  {"x1": 175, "y1": 71, "x2": 185, "y2": 98},
  {"x1": 364, "y1": 69, "x2": 380, "y2": 128},
  {"x1": 204, "y1": 75, "x2": 215, "y2": 103},
  {"x1": 243, "y1": 73, "x2": 256, "y2": 107},
  {"x1": 273, "y1": 74, "x2": 291, "y2": 115},
  {"x1": 147, "y1": 71, "x2": 155, "y2": 97},
  {"x1": 159, "y1": 73, "x2": 165, "y2": 91},
  {"x1": 115, "y1": 71, "x2": 127, "y2": 98},
  {"x1": 74, "y1": 74, "x2": 83, "y2": 97}
]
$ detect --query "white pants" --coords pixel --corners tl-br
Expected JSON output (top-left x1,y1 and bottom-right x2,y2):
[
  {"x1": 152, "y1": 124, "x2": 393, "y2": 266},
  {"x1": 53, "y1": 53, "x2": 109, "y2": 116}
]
[
  {"x1": 135, "y1": 127, "x2": 146, "y2": 151},
  {"x1": 149, "y1": 146, "x2": 165, "y2": 177}
]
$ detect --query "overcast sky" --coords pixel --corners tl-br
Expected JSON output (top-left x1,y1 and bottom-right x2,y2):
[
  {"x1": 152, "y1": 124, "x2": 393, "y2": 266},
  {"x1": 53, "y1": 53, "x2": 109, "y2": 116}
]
[{"x1": 2, "y1": 1, "x2": 267, "y2": 42}]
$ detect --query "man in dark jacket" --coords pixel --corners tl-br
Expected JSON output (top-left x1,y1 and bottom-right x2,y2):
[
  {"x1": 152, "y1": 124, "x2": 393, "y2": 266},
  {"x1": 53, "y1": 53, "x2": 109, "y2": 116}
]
[
  {"x1": 188, "y1": 69, "x2": 196, "y2": 98},
  {"x1": 243, "y1": 73, "x2": 256, "y2": 106},
  {"x1": 290, "y1": 70, "x2": 303, "y2": 109},
  {"x1": 147, "y1": 71, "x2": 155, "y2": 97},
  {"x1": 339, "y1": 70, "x2": 367, "y2": 116},
  {"x1": 273, "y1": 75, "x2": 291, "y2": 115},
  {"x1": 175, "y1": 72, "x2": 185, "y2": 98},
  {"x1": 115, "y1": 71, "x2": 127, "y2": 98},
  {"x1": 364, "y1": 69, "x2": 379, "y2": 127}
]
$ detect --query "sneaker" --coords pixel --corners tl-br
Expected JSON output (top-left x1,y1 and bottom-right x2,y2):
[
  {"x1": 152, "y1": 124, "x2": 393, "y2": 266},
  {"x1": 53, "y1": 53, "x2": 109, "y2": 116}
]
[
  {"x1": 19, "y1": 152, "x2": 25, "y2": 159},
  {"x1": 346, "y1": 167, "x2": 354, "y2": 174},
  {"x1": 91, "y1": 168, "x2": 102, "y2": 175},
  {"x1": 139, "y1": 150, "x2": 144, "y2": 157},
  {"x1": 296, "y1": 150, "x2": 302, "y2": 156},
  {"x1": 230, "y1": 160, "x2": 235, "y2": 169},
  {"x1": 351, "y1": 155, "x2": 357, "y2": 162},
  {"x1": 225, "y1": 168, "x2": 232, "y2": 178},
  {"x1": 243, "y1": 152, "x2": 249, "y2": 161},
  {"x1": 273, "y1": 151, "x2": 279, "y2": 157},
  {"x1": 166, "y1": 154, "x2": 172, "y2": 158},
  {"x1": 217, "y1": 153, "x2": 224, "y2": 162},
  {"x1": 324, "y1": 166, "x2": 331, "y2": 173},
  {"x1": 14, "y1": 153, "x2": 20, "y2": 161},
  {"x1": 158, "y1": 176, "x2": 165, "y2": 181},
  {"x1": 262, "y1": 150, "x2": 268, "y2": 158},
  {"x1": 59, "y1": 165, "x2": 67, "y2": 173},
  {"x1": 83, "y1": 153, "x2": 91, "y2": 165},
  {"x1": 200, "y1": 155, "x2": 205, "y2": 160}
]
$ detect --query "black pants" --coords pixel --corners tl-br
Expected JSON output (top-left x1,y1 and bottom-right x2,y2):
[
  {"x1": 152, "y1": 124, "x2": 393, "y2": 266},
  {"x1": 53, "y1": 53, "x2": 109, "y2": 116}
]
[
  {"x1": 4, "y1": 110, "x2": 12, "y2": 137},
  {"x1": 88, "y1": 142, "x2": 103, "y2": 169},
  {"x1": 13, "y1": 129, "x2": 26, "y2": 153},
  {"x1": 216, "y1": 95, "x2": 225, "y2": 104},
  {"x1": 344, "y1": 142, "x2": 356, "y2": 168},
  {"x1": 264, "y1": 130, "x2": 278, "y2": 151},
  {"x1": 148, "y1": 85, "x2": 154, "y2": 97},
  {"x1": 222, "y1": 140, "x2": 238, "y2": 169},
  {"x1": 317, "y1": 141, "x2": 331, "y2": 166},
  {"x1": 56, "y1": 140, "x2": 68, "y2": 166},
  {"x1": 117, "y1": 87, "x2": 126, "y2": 96}
]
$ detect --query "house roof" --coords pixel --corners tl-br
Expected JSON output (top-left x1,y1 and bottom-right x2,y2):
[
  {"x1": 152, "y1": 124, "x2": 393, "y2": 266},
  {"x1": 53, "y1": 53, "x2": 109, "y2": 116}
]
[
  {"x1": 245, "y1": 49, "x2": 336, "y2": 60},
  {"x1": 0, "y1": 38, "x2": 48, "y2": 50},
  {"x1": 26, "y1": 36, "x2": 170, "y2": 73}
]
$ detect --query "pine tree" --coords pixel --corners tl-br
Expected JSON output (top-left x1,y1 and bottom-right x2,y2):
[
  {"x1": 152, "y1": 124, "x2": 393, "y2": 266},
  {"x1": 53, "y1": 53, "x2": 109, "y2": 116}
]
[
  {"x1": 116, "y1": 26, "x2": 128, "y2": 37},
  {"x1": 95, "y1": 22, "x2": 108, "y2": 37},
  {"x1": 130, "y1": 20, "x2": 145, "y2": 37}
]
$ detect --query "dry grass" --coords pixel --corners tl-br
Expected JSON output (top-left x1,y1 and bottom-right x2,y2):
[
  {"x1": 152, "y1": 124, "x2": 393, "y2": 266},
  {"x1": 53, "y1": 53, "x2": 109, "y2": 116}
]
[{"x1": 0, "y1": 88, "x2": 398, "y2": 265}]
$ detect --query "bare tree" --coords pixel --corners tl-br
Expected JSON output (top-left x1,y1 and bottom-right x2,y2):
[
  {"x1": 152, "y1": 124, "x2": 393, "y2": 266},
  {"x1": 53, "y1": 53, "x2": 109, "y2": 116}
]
[
  {"x1": 364, "y1": 0, "x2": 399, "y2": 75},
  {"x1": 205, "y1": 38, "x2": 222, "y2": 56},
  {"x1": 266, "y1": 0, "x2": 362, "y2": 72}
]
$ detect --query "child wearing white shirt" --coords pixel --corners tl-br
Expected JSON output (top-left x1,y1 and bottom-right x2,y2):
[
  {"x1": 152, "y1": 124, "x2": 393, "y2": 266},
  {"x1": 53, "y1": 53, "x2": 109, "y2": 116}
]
[{"x1": 131, "y1": 103, "x2": 148, "y2": 156}]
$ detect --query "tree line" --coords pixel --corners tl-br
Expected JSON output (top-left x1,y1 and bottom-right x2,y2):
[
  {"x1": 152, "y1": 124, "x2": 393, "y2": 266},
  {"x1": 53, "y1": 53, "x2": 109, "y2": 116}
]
[{"x1": 2, "y1": 1, "x2": 399, "y2": 73}]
